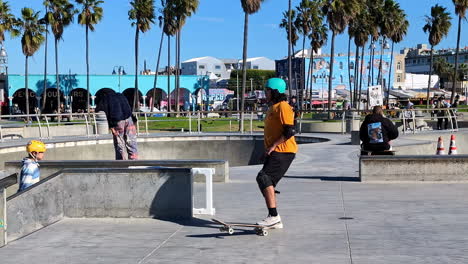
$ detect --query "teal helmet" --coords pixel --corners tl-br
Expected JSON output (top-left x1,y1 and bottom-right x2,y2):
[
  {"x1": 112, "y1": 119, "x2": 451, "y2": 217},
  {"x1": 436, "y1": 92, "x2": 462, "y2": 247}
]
[{"x1": 265, "y1": 78, "x2": 286, "y2": 93}]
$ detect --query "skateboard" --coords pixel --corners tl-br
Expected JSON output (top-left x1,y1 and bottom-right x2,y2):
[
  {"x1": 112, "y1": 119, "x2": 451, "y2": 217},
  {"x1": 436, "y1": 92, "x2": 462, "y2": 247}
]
[
  {"x1": 360, "y1": 149, "x2": 396, "y2": 156},
  {"x1": 212, "y1": 218, "x2": 271, "y2": 236}
]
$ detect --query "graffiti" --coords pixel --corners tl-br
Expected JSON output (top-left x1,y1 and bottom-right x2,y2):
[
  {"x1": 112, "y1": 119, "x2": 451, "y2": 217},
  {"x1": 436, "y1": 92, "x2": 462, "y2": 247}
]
[{"x1": 0, "y1": 219, "x2": 3, "y2": 228}]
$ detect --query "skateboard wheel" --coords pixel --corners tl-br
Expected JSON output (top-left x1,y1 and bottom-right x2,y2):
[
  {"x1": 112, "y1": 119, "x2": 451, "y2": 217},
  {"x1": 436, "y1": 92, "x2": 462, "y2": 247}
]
[
  {"x1": 262, "y1": 230, "x2": 268, "y2": 236},
  {"x1": 219, "y1": 227, "x2": 225, "y2": 232},
  {"x1": 228, "y1": 228, "x2": 234, "y2": 235}
]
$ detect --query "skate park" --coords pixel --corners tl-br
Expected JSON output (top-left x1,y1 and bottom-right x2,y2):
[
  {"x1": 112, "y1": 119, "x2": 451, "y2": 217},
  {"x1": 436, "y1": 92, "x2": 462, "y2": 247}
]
[{"x1": 1, "y1": 120, "x2": 468, "y2": 263}]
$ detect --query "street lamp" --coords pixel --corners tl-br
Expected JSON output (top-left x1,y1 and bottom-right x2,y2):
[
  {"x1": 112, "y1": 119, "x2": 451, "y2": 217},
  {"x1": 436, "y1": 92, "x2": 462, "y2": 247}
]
[{"x1": 112, "y1": 66, "x2": 126, "y2": 93}]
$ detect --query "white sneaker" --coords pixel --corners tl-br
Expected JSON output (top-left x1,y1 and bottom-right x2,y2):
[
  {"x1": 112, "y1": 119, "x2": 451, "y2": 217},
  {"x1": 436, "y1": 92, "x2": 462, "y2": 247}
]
[{"x1": 256, "y1": 214, "x2": 283, "y2": 229}]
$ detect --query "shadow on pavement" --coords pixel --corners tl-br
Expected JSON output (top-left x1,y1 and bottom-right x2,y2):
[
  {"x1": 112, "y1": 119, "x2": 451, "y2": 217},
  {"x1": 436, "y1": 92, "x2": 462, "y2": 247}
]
[
  {"x1": 283, "y1": 175, "x2": 360, "y2": 182},
  {"x1": 186, "y1": 229, "x2": 259, "y2": 239}
]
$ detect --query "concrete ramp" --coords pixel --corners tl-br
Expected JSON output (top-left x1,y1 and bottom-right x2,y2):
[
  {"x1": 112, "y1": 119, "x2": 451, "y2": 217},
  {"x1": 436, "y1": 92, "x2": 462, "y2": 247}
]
[{"x1": 2, "y1": 168, "x2": 192, "y2": 246}]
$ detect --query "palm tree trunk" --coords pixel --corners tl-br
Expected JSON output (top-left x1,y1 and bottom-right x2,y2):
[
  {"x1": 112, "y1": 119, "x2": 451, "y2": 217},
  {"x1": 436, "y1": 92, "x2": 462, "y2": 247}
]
[
  {"x1": 309, "y1": 51, "x2": 314, "y2": 111},
  {"x1": 55, "y1": 37, "x2": 60, "y2": 116},
  {"x1": 427, "y1": 46, "x2": 434, "y2": 108},
  {"x1": 347, "y1": 36, "x2": 352, "y2": 105},
  {"x1": 133, "y1": 27, "x2": 139, "y2": 112},
  {"x1": 25, "y1": 56, "x2": 30, "y2": 122},
  {"x1": 86, "y1": 25, "x2": 90, "y2": 113},
  {"x1": 42, "y1": 22, "x2": 48, "y2": 111},
  {"x1": 450, "y1": 16, "x2": 462, "y2": 104},
  {"x1": 354, "y1": 45, "x2": 360, "y2": 108},
  {"x1": 370, "y1": 41, "x2": 375, "y2": 86},
  {"x1": 167, "y1": 35, "x2": 171, "y2": 112},
  {"x1": 378, "y1": 37, "x2": 385, "y2": 88},
  {"x1": 386, "y1": 41, "x2": 395, "y2": 107},
  {"x1": 176, "y1": 30, "x2": 180, "y2": 114},
  {"x1": 305, "y1": 47, "x2": 313, "y2": 110},
  {"x1": 152, "y1": 30, "x2": 165, "y2": 110},
  {"x1": 239, "y1": 12, "x2": 249, "y2": 132},
  {"x1": 328, "y1": 31, "x2": 336, "y2": 119},
  {"x1": 300, "y1": 35, "x2": 306, "y2": 110},
  {"x1": 358, "y1": 45, "x2": 365, "y2": 109},
  {"x1": 287, "y1": 0, "x2": 293, "y2": 99}
]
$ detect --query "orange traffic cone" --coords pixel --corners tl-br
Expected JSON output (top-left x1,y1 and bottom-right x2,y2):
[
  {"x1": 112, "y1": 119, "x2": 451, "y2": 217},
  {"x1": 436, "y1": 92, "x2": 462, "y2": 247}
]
[
  {"x1": 436, "y1": 136, "x2": 446, "y2": 155},
  {"x1": 449, "y1": 134, "x2": 457, "y2": 155}
]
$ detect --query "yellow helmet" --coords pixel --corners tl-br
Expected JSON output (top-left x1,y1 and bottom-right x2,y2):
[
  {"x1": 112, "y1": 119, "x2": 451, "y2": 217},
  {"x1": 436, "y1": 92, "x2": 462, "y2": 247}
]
[{"x1": 26, "y1": 140, "x2": 46, "y2": 153}]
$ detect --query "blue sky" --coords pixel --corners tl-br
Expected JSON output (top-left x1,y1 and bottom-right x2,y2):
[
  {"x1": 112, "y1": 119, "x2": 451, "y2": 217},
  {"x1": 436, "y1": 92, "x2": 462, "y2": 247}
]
[{"x1": 4, "y1": 0, "x2": 467, "y2": 75}]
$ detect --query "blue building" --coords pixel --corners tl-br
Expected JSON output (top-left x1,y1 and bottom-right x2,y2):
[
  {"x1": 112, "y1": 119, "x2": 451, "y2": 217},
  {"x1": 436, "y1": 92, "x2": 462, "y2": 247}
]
[
  {"x1": 5, "y1": 74, "x2": 209, "y2": 113},
  {"x1": 276, "y1": 53, "x2": 395, "y2": 101}
]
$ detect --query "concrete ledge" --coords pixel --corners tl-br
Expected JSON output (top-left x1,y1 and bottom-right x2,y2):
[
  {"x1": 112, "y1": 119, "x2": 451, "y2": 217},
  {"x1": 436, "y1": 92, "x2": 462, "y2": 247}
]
[
  {"x1": 360, "y1": 155, "x2": 468, "y2": 182},
  {"x1": 300, "y1": 121, "x2": 344, "y2": 133},
  {"x1": 4, "y1": 160, "x2": 229, "y2": 183},
  {"x1": 3, "y1": 167, "x2": 192, "y2": 245}
]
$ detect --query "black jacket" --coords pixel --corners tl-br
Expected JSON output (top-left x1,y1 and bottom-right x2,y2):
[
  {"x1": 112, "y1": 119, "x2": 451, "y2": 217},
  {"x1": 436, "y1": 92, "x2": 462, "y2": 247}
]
[
  {"x1": 359, "y1": 113, "x2": 398, "y2": 151},
  {"x1": 95, "y1": 93, "x2": 132, "y2": 128}
]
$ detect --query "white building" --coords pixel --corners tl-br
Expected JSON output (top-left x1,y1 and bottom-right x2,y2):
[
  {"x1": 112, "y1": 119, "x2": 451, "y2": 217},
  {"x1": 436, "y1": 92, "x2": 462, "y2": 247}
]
[
  {"x1": 181, "y1": 56, "x2": 230, "y2": 79},
  {"x1": 238, "y1": 57, "x2": 275, "y2": 71},
  {"x1": 405, "y1": 73, "x2": 439, "y2": 90}
]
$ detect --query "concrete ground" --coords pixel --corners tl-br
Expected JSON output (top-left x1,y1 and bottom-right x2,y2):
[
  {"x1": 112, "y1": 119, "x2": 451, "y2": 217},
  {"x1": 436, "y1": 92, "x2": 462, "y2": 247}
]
[{"x1": 1, "y1": 133, "x2": 468, "y2": 263}]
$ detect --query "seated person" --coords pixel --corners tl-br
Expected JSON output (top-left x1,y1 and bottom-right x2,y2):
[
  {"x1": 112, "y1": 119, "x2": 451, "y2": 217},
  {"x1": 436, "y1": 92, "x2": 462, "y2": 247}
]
[{"x1": 359, "y1": 106, "x2": 399, "y2": 154}]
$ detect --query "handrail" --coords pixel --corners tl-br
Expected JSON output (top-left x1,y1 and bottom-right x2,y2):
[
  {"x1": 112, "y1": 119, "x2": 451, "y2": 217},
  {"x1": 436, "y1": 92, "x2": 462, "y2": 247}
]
[{"x1": 0, "y1": 173, "x2": 17, "y2": 190}]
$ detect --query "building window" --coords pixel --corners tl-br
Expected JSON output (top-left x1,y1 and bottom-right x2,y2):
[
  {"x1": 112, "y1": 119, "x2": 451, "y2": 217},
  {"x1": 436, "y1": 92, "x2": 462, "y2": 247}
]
[
  {"x1": 397, "y1": 75, "x2": 401, "y2": 82},
  {"x1": 215, "y1": 65, "x2": 221, "y2": 70},
  {"x1": 199, "y1": 65, "x2": 205, "y2": 69},
  {"x1": 413, "y1": 59, "x2": 416, "y2": 64},
  {"x1": 397, "y1": 62, "x2": 401, "y2": 70},
  {"x1": 349, "y1": 62, "x2": 355, "y2": 70},
  {"x1": 340, "y1": 75, "x2": 344, "y2": 83},
  {"x1": 350, "y1": 75, "x2": 354, "y2": 83},
  {"x1": 253, "y1": 65, "x2": 259, "y2": 69},
  {"x1": 313, "y1": 62, "x2": 317, "y2": 69},
  {"x1": 326, "y1": 62, "x2": 330, "y2": 69},
  {"x1": 339, "y1": 62, "x2": 344, "y2": 70}
]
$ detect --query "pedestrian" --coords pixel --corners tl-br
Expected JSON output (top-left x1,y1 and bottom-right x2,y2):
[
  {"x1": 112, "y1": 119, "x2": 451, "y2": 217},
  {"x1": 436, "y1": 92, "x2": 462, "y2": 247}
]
[
  {"x1": 18, "y1": 140, "x2": 46, "y2": 192},
  {"x1": 451, "y1": 95, "x2": 460, "y2": 129},
  {"x1": 96, "y1": 90, "x2": 138, "y2": 160},
  {"x1": 256, "y1": 78, "x2": 297, "y2": 228},
  {"x1": 359, "y1": 106, "x2": 399, "y2": 155},
  {"x1": 436, "y1": 96, "x2": 450, "y2": 130}
]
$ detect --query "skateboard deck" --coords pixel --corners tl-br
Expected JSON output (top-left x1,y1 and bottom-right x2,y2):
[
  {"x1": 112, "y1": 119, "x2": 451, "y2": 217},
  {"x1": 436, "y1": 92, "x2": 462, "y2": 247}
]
[{"x1": 212, "y1": 218, "x2": 272, "y2": 236}]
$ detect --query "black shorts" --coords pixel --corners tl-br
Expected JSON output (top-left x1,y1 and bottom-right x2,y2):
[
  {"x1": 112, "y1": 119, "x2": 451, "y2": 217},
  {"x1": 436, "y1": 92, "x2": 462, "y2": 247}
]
[{"x1": 256, "y1": 151, "x2": 295, "y2": 190}]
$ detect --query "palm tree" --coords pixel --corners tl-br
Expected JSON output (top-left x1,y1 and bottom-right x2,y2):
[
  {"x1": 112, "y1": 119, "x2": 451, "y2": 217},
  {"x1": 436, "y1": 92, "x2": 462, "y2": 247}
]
[
  {"x1": 171, "y1": 0, "x2": 199, "y2": 114},
  {"x1": 76, "y1": 0, "x2": 104, "y2": 113},
  {"x1": 450, "y1": 0, "x2": 468, "y2": 104},
  {"x1": 40, "y1": 0, "x2": 51, "y2": 112},
  {"x1": 377, "y1": 0, "x2": 398, "y2": 93},
  {"x1": 386, "y1": 4, "x2": 408, "y2": 106},
  {"x1": 305, "y1": 0, "x2": 327, "y2": 109},
  {"x1": 0, "y1": 1, "x2": 19, "y2": 116},
  {"x1": 239, "y1": 0, "x2": 265, "y2": 132},
  {"x1": 151, "y1": 15, "x2": 165, "y2": 111},
  {"x1": 346, "y1": 0, "x2": 364, "y2": 107},
  {"x1": 423, "y1": 4, "x2": 452, "y2": 108},
  {"x1": 0, "y1": 1, "x2": 17, "y2": 43},
  {"x1": 295, "y1": 0, "x2": 314, "y2": 109},
  {"x1": 17, "y1": 8, "x2": 46, "y2": 121},
  {"x1": 366, "y1": 0, "x2": 383, "y2": 87},
  {"x1": 161, "y1": 0, "x2": 177, "y2": 112},
  {"x1": 48, "y1": 0, "x2": 76, "y2": 115},
  {"x1": 279, "y1": 9, "x2": 299, "y2": 55},
  {"x1": 353, "y1": 7, "x2": 373, "y2": 108},
  {"x1": 322, "y1": 0, "x2": 360, "y2": 118},
  {"x1": 129, "y1": 0, "x2": 155, "y2": 112}
]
